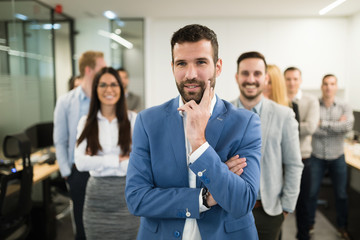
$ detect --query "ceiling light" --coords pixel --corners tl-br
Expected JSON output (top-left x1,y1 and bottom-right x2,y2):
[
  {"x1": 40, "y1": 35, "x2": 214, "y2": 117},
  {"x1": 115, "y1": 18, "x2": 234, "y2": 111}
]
[
  {"x1": 103, "y1": 10, "x2": 117, "y2": 20},
  {"x1": 42, "y1": 24, "x2": 61, "y2": 30},
  {"x1": 98, "y1": 30, "x2": 133, "y2": 49},
  {"x1": 14, "y1": 13, "x2": 28, "y2": 21},
  {"x1": 319, "y1": 0, "x2": 347, "y2": 15}
]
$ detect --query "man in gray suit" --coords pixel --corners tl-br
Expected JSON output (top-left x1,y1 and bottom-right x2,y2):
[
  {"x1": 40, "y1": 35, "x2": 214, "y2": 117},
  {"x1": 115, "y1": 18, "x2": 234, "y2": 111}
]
[
  {"x1": 117, "y1": 67, "x2": 142, "y2": 112},
  {"x1": 284, "y1": 67, "x2": 320, "y2": 240},
  {"x1": 231, "y1": 51, "x2": 303, "y2": 240}
]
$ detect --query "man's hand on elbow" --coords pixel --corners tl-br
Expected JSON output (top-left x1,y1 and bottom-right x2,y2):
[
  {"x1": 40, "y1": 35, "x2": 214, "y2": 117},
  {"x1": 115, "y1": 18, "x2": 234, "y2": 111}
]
[
  {"x1": 206, "y1": 192, "x2": 217, "y2": 207},
  {"x1": 225, "y1": 155, "x2": 247, "y2": 176}
]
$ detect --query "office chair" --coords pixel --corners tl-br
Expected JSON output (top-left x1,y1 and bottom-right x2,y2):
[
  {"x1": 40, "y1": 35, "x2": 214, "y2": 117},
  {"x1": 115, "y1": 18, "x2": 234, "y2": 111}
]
[
  {"x1": 0, "y1": 133, "x2": 33, "y2": 240},
  {"x1": 25, "y1": 122, "x2": 71, "y2": 221}
]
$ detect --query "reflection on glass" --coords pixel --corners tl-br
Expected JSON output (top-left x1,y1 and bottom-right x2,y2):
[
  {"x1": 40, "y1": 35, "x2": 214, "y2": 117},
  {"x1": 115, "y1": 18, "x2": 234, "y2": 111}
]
[
  {"x1": 0, "y1": 1, "x2": 71, "y2": 157},
  {"x1": 110, "y1": 19, "x2": 145, "y2": 111}
]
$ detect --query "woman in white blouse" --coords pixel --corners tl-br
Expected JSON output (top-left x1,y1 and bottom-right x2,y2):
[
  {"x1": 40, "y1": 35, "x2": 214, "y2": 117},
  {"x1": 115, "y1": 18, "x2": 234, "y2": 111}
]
[{"x1": 75, "y1": 67, "x2": 138, "y2": 239}]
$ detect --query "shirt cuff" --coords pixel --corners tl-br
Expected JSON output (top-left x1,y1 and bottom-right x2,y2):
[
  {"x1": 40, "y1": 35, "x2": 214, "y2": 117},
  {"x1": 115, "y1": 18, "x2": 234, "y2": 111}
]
[
  {"x1": 283, "y1": 208, "x2": 293, "y2": 214},
  {"x1": 119, "y1": 159, "x2": 129, "y2": 175},
  {"x1": 199, "y1": 188, "x2": 210, "y2": 213},
  {"x1": 189, "y1": 142, "x2": 210, "y2": 164}
]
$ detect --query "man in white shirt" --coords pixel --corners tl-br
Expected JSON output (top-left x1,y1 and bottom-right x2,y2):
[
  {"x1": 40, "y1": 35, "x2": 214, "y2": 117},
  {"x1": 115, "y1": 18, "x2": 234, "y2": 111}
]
[{"x1": 125, "y1": 24, "x2": 262, "y2": 240}]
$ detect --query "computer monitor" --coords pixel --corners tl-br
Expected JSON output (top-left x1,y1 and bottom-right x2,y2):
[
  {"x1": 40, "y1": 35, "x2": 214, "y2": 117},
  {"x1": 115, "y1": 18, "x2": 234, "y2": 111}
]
[
  {"x1": 24, "y1": 122, "x2": 54, "y2": 153},
  {"x1": 353, "y1": 111, "x2": 360, "y2": 136}
]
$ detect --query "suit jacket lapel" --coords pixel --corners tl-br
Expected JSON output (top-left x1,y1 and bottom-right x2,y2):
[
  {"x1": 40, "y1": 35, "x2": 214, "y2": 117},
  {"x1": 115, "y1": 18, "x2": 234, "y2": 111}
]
[
  {"x1": 259, "y1": 98, "x2": 273, "y2": 158},
  {"x1": 196, "y1": 96, "x2": 227, "y2": 187},
  {"x1": 167, "y1": 97, "x2": 188, "y2": 186},
  {"x1": 206, "y1": 96, "x2": 227, "y2": 149}
]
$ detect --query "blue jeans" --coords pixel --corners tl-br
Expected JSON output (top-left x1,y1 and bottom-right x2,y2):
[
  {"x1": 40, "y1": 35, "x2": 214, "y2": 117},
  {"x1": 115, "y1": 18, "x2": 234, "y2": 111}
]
[{"x1": 308, "y1": 154, "x2": 348, "y2": 228}]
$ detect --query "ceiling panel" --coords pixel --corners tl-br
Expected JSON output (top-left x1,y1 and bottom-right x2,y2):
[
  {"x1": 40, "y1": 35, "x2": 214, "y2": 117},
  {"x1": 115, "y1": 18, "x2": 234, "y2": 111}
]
[{"x1": 37, "y1": 0, "x2": 360, "y2": 19}]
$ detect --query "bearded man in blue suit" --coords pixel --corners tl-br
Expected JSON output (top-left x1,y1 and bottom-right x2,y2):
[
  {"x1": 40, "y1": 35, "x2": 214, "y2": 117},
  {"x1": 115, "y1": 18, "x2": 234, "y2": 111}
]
[{"x1": 125, "y1": 24, "x2": 262, "y2": 240}]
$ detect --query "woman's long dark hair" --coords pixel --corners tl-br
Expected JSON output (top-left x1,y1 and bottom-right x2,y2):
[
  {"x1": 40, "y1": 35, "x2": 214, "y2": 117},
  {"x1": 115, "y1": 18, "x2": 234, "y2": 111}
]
[{"x1": 77, "y1": 67, "x2": 131, "y2": 156}]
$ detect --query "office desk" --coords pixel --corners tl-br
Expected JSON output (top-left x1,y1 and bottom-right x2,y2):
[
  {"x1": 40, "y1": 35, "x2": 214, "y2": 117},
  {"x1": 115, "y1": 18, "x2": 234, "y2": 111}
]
[
  {"x1": 15, "y1": 160, "x2": 59, "y2": 183},
  {"x1": 15, "y1": 151, "x2": 59, "y2": 240},
  {"x1": 344, "y1": 141, "x2": 360, "y2": 171}
]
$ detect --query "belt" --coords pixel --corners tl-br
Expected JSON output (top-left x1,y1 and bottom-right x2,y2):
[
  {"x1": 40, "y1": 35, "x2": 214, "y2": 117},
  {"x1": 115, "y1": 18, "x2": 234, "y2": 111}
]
[{"x1": 253, "y1": 200, "x2": 262, "y2": 209}]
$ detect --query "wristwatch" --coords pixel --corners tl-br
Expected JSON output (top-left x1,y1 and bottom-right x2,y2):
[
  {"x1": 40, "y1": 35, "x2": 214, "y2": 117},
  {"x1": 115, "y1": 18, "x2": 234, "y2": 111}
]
[{"x1": 202, "y1": 187, "x2": 210, "y2": 208}]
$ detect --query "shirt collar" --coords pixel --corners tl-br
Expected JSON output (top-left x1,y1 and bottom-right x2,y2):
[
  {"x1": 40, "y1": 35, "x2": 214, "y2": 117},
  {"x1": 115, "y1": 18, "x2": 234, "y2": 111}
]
[
  {"x1": 97, "y1": 110, "x2": 118, "y2": 123},
  {"x1": 178, "y1": 94, "x2": 217, "y2": 117},
  {"x1": 294, "y1": 89, "x2": 302, "y2": 101},
  {"x1": 78, "y1": 86, "x2": 89, "y2": 101},
  {"x1": 319, "y1": 97, "x2": 337, "y2": 106},
  {"x1": 237, "y1": 97, "x2": 263, "y2": 115}
]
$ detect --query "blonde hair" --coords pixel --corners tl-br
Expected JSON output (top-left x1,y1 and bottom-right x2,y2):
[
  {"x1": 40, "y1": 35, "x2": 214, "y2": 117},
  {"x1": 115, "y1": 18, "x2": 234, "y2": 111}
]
[
  {"x1": 267, "y1": 64, "x2": 289, "y2": 106},
  {"x1": 78, "y1": 51, "x2": 104, "y2": 78}
]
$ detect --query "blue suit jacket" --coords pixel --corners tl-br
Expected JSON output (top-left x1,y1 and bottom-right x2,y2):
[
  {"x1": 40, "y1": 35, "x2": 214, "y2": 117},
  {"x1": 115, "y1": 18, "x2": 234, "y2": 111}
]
[{"x1": 125, "y1": 96, "x2": 262, "y2": 240}]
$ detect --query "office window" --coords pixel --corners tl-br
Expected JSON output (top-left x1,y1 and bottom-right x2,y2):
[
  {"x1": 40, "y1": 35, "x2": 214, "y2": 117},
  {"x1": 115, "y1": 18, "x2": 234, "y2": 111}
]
[{"x1": 0, "y1": 0, "x2": 74, "y2": 157}]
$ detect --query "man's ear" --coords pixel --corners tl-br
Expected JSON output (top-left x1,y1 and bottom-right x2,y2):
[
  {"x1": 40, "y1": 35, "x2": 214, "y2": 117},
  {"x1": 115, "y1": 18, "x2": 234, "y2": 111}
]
[
  {"x1": 84, "y1": 66, "x2": 91, "y2": 76},
  {"x1": 215, "y1": 58, "x2": 222, "y2": 77},
  {"x1": 235, "y1": 72, "x2": 240, "y2": 86}
]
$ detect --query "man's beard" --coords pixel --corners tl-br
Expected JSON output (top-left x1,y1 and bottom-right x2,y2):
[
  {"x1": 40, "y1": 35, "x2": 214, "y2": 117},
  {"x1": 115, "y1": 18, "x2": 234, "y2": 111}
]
[
  {"x1": 240, "y1": 83, "x2": 262, "y2": 100},
  {"x1": 176, "y1": 77, "x2": 216, "y2": 104}
]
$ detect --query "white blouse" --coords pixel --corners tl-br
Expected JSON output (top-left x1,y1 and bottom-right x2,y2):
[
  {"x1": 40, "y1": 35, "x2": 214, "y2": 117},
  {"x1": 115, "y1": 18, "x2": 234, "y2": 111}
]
[{"x1": 74, "y1": 110, "x2": 137, "y2": 177}]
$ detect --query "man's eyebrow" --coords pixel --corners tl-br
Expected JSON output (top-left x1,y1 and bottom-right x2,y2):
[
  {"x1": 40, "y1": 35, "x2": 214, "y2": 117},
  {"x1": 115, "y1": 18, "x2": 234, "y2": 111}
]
[
  {"x1": 196, "y1": 57, "x2": 209, "y2": 61},
  {"x1": 174, "y1": 59, "x2": 185, "y2": 63}
]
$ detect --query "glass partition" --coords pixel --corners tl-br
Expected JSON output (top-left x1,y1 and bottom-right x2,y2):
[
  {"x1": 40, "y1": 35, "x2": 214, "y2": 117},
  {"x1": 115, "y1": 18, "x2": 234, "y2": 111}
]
[
  {"x1": 0, "y1": 0, "x2": 74, "y2": 157},
  {"x1": 110, "y1": 18, "x2": 145, "y2": 111}
]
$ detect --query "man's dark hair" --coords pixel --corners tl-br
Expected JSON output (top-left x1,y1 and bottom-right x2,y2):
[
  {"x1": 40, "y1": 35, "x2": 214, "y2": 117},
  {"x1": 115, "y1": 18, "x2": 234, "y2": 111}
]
[
  {"x1": 322, "y1": 74, "x2": 337, "y2": 84},
  {"x1": 117, "y1": 67, "x2": 127, "y2": 72},
  {"x1": 171, "y1": 24, "x2": 218, "y2": 64},
  {"x1": 284, "y1": 66, "x2": 302, "y2": 76},
  {"x1": 236, "y1": 51, "x2": 267, "y2": 72}
]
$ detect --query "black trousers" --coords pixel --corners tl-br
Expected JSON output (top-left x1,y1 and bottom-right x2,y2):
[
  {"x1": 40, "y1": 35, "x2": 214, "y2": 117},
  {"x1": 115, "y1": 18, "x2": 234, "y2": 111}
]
[
  {"x1": 253, "y1": 206, "x2": 284, "y2": 240},
  {"x1": 66, "y1": 166, "x2": 89, "y2": 240},
  {"x1": 295, "y1": 158, "x2": 311, "y2": 240}
]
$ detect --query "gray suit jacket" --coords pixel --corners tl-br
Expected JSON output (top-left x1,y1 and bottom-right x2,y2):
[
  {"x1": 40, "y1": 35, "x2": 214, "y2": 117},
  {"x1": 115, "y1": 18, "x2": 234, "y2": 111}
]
[
  {"x1": 231, "y1": 97, "x2": 303, "y2": 215},
  {"x1": 126, "y1": 92, "x2": 142, "y2": 112},
  {"x1": 293, "y1": 93, "x2": 320, "y2": 159}
]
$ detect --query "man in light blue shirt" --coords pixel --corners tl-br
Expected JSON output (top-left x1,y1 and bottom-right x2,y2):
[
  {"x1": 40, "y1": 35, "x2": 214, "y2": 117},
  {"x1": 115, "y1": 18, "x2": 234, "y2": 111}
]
[{"x1": 53, "y1": 51, "x2": 106, "y2": 240}]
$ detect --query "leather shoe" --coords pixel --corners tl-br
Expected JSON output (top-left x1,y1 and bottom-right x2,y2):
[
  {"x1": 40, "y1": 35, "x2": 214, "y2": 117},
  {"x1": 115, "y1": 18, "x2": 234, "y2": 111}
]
[{"x1": 338, "y1": 228, "x2": 351, "y2": 240}]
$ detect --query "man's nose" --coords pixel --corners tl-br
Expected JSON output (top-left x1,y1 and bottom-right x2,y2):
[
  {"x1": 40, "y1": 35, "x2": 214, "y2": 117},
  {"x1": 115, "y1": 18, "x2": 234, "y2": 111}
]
[
  {"x1": 248, "y1": 74, "x2": 255, "y2": 83},
  {"x1": 185, "y1": 64, "x2": 197, "y2": 79}
]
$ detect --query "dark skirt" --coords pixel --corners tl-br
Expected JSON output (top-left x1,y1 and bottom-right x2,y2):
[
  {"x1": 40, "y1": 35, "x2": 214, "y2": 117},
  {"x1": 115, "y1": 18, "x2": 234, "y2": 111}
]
[{"x1": 83, "y1": 176, "x2": 139, "y2": 240}]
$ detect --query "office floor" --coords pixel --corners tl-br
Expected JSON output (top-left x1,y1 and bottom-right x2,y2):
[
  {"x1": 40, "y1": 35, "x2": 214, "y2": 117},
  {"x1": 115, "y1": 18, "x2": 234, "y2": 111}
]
[{"x1": 53, "y1": 186, "x2": 360, "y2": 240}]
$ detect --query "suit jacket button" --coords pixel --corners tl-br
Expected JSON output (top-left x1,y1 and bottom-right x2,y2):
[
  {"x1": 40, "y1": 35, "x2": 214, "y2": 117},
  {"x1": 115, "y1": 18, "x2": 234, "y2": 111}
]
[
  {"x1": 204, "y1": 178, "x2": 210, "y2": 184},
  {"x1": 186, "y1": 211, "x2": 191, "y2": 217},
  {"x1": 197, "y1": 172, "x2": 203, "y2": 177},
  {"x1": 174, "y1": 231, "x2": 181, "y2": 238}
]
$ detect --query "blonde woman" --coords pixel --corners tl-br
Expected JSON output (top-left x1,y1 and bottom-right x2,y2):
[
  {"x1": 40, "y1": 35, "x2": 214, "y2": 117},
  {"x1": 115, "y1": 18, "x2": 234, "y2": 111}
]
[{"x1": 265, "y1": 64, "x2": 299, "y2": 123}]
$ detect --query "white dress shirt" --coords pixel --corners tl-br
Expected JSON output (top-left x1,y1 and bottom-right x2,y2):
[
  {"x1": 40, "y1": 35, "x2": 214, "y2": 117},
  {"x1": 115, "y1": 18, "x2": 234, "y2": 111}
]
[
  {"x1": 179, "y1": 95, "x2": 216, "y2": 240},
  {"x1": 74, "y1": 110, "x2": 137, "y2": 177}
]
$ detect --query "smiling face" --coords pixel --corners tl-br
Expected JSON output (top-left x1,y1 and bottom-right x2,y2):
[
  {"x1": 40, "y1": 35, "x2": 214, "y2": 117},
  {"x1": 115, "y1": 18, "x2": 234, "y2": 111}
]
[
  {"x1": 172, "y1": 39, "x2": 222, "y2": 104},
  {"x1": 97, "y1": 73, "x2": 121, "y2": 107},
  {"x1": 235, "y1": 58, "x2": 266, "y2": 101}
]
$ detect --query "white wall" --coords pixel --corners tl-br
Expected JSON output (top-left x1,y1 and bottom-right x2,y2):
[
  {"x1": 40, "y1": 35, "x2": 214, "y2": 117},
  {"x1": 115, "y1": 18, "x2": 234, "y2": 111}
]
[
  {"x1": 145, "y1": 17, "x2": 348, "y2": 107},
  {"x1": 347, "y1": 13, "x2": 360, "y2": 111},
  {"x1": 75, "y1": 18, "x2": 112, "y2": 73},
  {"x1": 55, "y1": 18, "x2": 112, "y2": 99}
]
